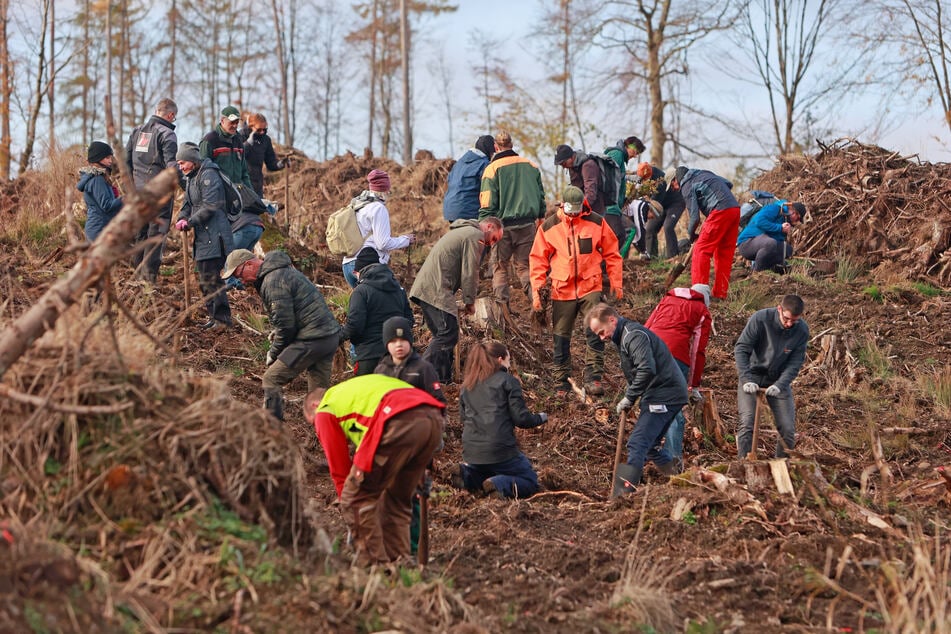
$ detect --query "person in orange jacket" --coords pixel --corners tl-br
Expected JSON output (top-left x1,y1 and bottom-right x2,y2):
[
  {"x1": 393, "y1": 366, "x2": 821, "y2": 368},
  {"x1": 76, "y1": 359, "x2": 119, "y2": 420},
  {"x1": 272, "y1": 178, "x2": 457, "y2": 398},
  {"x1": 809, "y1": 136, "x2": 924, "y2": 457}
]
[
  {"x1": 529, "y1": 186, "x2": 623, "y2": 397},
  {"x1": 305, "y1": 374, "x2": 445, "y2": 565}
]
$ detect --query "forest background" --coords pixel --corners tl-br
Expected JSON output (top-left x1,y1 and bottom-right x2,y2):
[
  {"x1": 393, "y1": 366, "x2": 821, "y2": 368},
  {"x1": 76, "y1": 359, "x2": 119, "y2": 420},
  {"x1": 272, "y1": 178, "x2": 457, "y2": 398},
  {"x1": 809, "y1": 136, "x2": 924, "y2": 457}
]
[{"x1": 1, "y1": 0, "x2": 950, "y2": 196}]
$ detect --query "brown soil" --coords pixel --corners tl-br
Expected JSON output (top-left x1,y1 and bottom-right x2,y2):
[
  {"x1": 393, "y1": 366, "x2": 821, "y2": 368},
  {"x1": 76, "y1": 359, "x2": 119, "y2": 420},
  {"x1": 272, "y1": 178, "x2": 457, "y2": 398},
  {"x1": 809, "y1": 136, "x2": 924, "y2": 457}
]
[{"x1": 0, "y1": 143, "x2": 949, "y2": 633}]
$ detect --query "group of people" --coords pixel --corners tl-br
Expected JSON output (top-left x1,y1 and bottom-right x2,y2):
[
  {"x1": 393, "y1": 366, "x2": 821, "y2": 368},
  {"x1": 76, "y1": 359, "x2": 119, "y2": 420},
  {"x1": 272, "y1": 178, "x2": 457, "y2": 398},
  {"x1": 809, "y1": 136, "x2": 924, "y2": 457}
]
[
  {"x1": 79, "y1": 114, "x2": 812, "y2": 566},
  {"x1": 79, "y1": 100, "x2": 288, "y2": 328}
]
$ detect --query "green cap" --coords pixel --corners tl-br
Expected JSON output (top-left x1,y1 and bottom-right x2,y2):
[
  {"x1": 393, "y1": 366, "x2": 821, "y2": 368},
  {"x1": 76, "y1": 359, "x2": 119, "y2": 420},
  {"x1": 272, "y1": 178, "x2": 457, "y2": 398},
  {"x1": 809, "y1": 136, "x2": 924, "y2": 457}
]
[{"x1": 221, "y1": 105, "x2": 240, "y2": 121}]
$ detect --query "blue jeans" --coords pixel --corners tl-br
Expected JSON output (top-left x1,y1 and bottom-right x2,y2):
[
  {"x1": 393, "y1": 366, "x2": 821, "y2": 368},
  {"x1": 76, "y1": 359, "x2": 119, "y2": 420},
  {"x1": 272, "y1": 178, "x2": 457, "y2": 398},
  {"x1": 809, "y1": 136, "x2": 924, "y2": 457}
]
[
  {"x1": 736, "y1": 383, "x2": 796, "y2": 458},
  {"x1": 626, "y1": 402, "x2": 680, "y2": 484},
  {"x1": 664, "y1": 360, "x2": 691, "y2": 461},
  {"x1": 458, "y1": 453, "x2": 539, "y2": 499},
  {"x1": 342, "y1": 260, "x2": 358, "y2": 289},
  {"x1": 232, "y1": 224, "x2": 263, "y2": 251}
]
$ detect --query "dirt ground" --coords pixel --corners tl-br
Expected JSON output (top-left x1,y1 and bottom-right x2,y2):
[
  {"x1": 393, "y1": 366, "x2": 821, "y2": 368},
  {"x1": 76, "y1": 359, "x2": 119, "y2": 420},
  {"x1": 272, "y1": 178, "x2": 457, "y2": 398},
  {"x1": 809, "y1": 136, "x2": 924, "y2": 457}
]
[{"x1": 0, "y1": 144, "x2": 949, "y2": 633}]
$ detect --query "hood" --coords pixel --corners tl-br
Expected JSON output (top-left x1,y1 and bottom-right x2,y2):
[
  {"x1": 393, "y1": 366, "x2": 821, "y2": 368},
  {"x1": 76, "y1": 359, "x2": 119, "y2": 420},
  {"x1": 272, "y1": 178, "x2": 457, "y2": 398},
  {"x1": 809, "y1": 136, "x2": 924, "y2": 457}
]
[
  {"x1": 448, "y1": 218, "x2": 481, "y2": 231},
  {"x1": 459, "y1": 148, "x2": 490, "y2": 166},
  {"x1": 358, "y1": 262, "x2": 401, "y2": 291},
  {"x1": 258, "y1": 250, "x2": 294, "y2": 280},
  {"x1": 668, "y1": 287, "x2": 709, "y2": 305},
  {"x1": 77, "y1": 165, "x2": 109, "y2": 191},
  {"x1": 352, "y1": 190, "x2": 384, "y2": 210}
]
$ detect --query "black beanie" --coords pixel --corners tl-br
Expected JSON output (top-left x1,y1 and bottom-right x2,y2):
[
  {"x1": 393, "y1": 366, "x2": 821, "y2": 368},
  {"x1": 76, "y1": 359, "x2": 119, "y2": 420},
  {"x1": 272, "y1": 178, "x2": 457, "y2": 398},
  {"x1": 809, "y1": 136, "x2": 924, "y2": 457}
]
[
  {"x1": 87, "y1": 141, "x2": 113, "y2": 163},
  {"x1": 382, "y1": 316, "x2": 413, "y2": 346},
  {"x1": 554, "y1": 144, "x2": 574, "y2": 165},
  {"x1": 353, "y1": 247, "x2": 380, "y2": 273},
  {"x1": 475, "y1": 135, "x2": 495, "y2": 157}
]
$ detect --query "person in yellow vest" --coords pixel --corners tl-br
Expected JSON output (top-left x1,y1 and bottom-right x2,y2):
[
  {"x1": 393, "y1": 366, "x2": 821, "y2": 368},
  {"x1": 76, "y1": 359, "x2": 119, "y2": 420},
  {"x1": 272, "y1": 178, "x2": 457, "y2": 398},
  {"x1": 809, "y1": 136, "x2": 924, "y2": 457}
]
[{"x1": 304, "y1": 375, "x2": 445, "y2": 565}]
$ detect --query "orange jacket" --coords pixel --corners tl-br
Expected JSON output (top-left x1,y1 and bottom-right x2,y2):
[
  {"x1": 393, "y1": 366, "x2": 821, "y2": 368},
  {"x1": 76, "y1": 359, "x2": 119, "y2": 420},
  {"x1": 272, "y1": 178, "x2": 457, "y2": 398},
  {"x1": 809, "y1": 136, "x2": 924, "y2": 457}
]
[{"x1": 529, "y1": 205, "x2": 622, "y2": 302}]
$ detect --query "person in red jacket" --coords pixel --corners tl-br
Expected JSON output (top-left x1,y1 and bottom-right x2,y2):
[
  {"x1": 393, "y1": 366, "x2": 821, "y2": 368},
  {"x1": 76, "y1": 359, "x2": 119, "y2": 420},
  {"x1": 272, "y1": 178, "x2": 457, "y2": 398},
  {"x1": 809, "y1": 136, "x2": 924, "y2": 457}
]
[
  {"x1": 644, "y1": 284, "x2": 712, "y2": 468},
  {"x1": 304, "y1": 375, "x2": 445, "y2": 565},
  {"x1": 529, "y1": 186, "x2": 623, "y2": 397}
]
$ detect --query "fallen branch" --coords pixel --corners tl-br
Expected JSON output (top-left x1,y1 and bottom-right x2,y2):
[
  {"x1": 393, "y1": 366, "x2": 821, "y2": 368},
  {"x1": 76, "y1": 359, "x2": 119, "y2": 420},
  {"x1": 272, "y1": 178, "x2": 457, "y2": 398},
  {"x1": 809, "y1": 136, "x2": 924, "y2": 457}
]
[
  {"x1": 0, "y1": 383, "x2": 134, "y2": 415},
  {"x1": 0, "y1": 169, "x2": 180, "y2": 379}
]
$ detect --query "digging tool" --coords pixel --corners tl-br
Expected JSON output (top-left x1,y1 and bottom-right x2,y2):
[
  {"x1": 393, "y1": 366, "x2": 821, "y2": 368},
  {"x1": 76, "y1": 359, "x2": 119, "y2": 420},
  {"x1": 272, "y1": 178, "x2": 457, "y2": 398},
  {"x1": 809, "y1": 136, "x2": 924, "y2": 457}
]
[
  {"x1": 664, "y1": 238, "x2": 697, "y2": 289},
  {"x1": 567, "y1": 377, "x2": 593, "y2": 405},
  {"x1": 181, "y1": 230, "x2": 191, "y2": 311},
  {"x1": 748, "y1": 388, "x2": 767, "y2": 461},
  {"x1": 417, "y1": 469, "x2": 430, "y2": 566},
  {"x1": 283, "y1": 155, "x2": 291, "y2": 235},
  {"x1": 611, "y1": 410, "x2": 628, "y2": 497}
]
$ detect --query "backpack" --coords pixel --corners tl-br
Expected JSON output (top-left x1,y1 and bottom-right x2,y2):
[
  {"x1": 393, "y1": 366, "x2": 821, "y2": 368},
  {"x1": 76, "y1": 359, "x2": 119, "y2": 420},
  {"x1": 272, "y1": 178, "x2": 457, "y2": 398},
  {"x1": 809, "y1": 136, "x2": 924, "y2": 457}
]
[
  {"x1": 218, "y1": 172, "x2": 244, "y2": 223},
  {"x1": 326, "y1": 200, "x2": 367, "y2": 256},
  {"x1": 739, "y1": 190, "x2": 776, "y2": 228},
  {"x1": 589, "y1": 152, "x2": 624, "y2": 206}
]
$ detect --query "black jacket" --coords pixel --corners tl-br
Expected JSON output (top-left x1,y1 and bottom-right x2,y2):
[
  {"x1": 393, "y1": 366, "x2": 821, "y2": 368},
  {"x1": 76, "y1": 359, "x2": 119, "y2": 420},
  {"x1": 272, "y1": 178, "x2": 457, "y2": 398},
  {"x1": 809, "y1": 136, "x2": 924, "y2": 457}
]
[
  {"x1": 340, "y1": 263, "x2": 413, "y2": 363},
  {"x1": 460, "y1": 369, "x2": 544, "y2": 464},
  {"x1": 256, "y1": 251, "x2": 341, "y2": 356},
  {"x1": 374, "y1": 351, "x2": 446, "y2": 403},
  {"x1": 177, "y1": 160, "x2": 234, "y2": 262},
  {"x1": 612, "y1": 317, "x2": 688, "y2": 408},
  {"x1": 125, "y1": 115, "x2": 178, "y2": 190},
  {"x1": 243, "y1": 132, "x2": 283, "y2": 196}
]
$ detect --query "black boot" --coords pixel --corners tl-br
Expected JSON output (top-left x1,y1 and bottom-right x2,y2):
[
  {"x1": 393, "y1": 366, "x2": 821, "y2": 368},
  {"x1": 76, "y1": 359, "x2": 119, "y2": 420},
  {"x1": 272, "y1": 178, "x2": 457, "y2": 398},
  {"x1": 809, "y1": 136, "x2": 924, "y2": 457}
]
[
  {"x1": 656, "y1": 459, "x2": 682, "y2": 477},
  {"x1": 612, "y1": 463, "x2": 641, "y2": 497},
  {"x1": 264, "y1": 388, "x2": 285, "y2": 421}
]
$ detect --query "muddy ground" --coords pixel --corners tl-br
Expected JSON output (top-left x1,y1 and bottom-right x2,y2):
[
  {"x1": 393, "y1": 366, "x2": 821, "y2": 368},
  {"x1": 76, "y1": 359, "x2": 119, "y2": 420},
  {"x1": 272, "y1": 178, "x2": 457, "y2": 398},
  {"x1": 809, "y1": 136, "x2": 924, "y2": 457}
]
[{"x1": 0, "y1": 144, "x2": 949, "y2": 633}]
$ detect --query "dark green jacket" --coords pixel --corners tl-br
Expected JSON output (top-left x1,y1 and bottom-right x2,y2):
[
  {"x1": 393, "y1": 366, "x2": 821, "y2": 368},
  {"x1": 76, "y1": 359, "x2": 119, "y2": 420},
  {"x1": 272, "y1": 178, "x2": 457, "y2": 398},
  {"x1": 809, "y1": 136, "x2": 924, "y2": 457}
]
[
  {"x1": 603, "y1": 146, "x2": 627, "y2": 216},
  {"x1": 200, "y1": 124, "x2": 253, "y2": 189},
  {"x1": 256, "y1": 251, "x2": 340, "y2": 356},
  {"x1": 478, "y1": 149, "x2": 545, "y2": 225}
]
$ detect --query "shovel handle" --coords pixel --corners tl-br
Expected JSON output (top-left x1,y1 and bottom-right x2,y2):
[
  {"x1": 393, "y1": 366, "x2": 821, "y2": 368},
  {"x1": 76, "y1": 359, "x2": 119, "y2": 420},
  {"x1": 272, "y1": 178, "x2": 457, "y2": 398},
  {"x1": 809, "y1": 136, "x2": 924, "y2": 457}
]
[
  {"x1": 748, "y1": 389, "x2": 767, "y2": 461},
  {"x1": 611, "y1": 410, "x2": 627, "y2": 491}
]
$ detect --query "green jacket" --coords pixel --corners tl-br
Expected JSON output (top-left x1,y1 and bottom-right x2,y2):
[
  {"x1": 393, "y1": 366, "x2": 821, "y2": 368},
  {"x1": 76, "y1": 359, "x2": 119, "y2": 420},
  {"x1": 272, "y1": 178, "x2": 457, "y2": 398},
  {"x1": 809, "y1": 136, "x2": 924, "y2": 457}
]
[
  {"x1": 409, "y1": 219, "x2": 485, "y2": 316},
  {"x1": 603, "y1": 146, "x2": 627, "y2": 216},
  {"x1": 199, "y1": 124, "x2": 253, "y2": 189},
  {"x1": 478, "y1": 149, "x2": 545, "y2": 225}
]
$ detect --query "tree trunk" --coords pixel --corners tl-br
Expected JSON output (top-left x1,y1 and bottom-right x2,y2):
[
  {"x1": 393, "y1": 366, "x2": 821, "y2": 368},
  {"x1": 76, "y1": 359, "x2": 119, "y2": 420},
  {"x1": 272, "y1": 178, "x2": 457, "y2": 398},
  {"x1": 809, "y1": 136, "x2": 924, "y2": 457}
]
[
  {"x1": 18, "y1": 0, "x2": 49, "y2": 176},
  {"x1": 0, "y1": 0, "x2": 11, "y2": 180},
  {"x1": 270, "y1": 0, "x2": 290, "y2": 146},
  {"x1": 168, "y1": 0, "x2": 177, "y2": 97},
  {"x1": 367, "y1": 0, "x2": 379, "y2": 153},
  {"x1": 46, "y1": 0, "x2": 56, "y2": 157},
  {"x1": 0, "y1": 169, "x2": 180, "y2": 380},
  {"x1": 646, "y1": 15, "x2": 665, "y2": 167},
  {"x1": 400, "y1": 0, "x2": 411, "y2": 163}
]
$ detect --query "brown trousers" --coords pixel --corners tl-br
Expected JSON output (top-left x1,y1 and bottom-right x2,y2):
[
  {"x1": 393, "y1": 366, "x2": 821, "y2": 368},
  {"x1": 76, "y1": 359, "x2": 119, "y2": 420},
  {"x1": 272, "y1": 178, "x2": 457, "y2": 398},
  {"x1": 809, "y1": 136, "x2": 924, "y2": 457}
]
[
  {"x1": 492, "y1": 222, "x2": 536, "y2": 303},
  {"x1": 339, "y1": 405, "x2": 443, "y2": 564}
]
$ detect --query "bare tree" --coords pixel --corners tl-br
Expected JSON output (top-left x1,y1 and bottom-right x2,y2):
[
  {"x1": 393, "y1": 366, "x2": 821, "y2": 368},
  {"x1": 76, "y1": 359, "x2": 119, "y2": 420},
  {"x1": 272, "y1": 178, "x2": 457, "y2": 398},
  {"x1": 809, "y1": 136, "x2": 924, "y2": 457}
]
[
  {"x1": 18, "y1": 0, "x2": 50, "y2": 175},
  {"x1": 400, "y1": 0, "x2": 412, "y2": 162},
  {"x1": 595, "y1": 0, "x2": 742, "y2": 166},
  {"x1": 469, "y1": 30, "x2": 507, "y2": 133},
  {"x1": 0, "y1": 0, "x2": 11, "y2": 179},
  {"x1": 270, "y1": 0, "x2": 292, "y2": 145},
  {"x1": 738, "y1": 0, "x2": 872, "y2": 155},
  {"x1": 429, "y1": 50, "x2": 455, "y2": 155}
]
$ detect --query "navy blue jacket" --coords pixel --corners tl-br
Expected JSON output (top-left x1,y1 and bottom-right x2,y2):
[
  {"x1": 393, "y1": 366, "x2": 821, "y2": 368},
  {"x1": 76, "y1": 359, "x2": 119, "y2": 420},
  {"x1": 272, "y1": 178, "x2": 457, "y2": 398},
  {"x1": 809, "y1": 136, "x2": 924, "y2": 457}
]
[
  {"x1": 679, "y1": 169, "x2": 739, "y2": 237},
  {"x1": 443, "y1": 148, "x2": 490, "y2": 222},
  {"x1": 77, "y1": 167, "x2": 123, "y2": 241},
  {"x1": 177, "y1": 159, "x2": 234, "y2": 262}
]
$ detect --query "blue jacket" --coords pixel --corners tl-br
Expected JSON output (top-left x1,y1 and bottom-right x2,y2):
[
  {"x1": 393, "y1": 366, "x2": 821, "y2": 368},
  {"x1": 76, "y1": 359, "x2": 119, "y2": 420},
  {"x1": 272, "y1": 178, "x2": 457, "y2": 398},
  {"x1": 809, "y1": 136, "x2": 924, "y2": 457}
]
[
  {"x1": 679, "y1": 169, "x2": 739, "y2": 237},
  {"x1": 77, "y1": 166, "x2": 123, "y2": 241},
  {"x1": 737, "y1": 200, "x2": 788, "y2": 245},
  {"x1": 443, "y1": 148, "x2": 490, "y2": 222}
]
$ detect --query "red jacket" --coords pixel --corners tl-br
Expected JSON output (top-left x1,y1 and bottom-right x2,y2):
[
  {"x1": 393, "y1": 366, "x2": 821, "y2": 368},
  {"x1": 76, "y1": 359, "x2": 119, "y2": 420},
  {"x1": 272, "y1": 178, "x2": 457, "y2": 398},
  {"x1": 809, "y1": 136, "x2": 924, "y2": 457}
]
[
  {"x1": 529, "y1": 204, "x2": 622, "y2": 302},
  {"x1": 644, "y1": 288, "x2": 711, "y2": 388},
  {"x1": 313, "y1": 375, "x2": 445, "y2": 496}
]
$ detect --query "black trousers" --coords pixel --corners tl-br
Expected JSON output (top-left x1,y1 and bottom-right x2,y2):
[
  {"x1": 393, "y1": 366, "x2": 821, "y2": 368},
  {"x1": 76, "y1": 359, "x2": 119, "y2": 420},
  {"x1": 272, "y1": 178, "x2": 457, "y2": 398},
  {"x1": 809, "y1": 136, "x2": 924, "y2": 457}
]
[
  {"x1": 195, "y1": 256, "x2": 231, "y2": 324},
  {"x1": 418, "y1": 301, "x2": 458, "y2": 383}
]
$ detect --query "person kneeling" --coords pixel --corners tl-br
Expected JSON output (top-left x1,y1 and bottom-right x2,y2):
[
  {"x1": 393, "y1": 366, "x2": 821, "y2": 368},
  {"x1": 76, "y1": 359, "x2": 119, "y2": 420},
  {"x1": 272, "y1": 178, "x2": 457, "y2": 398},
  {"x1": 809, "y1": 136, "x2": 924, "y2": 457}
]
[{"x1": 451, "y1": 341, "x2": 547, "y2": 499}]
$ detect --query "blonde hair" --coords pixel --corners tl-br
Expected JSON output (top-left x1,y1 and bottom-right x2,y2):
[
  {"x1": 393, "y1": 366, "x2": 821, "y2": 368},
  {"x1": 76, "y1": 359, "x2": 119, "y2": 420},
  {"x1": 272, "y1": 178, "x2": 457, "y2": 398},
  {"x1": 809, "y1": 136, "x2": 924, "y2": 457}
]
[{"x1": 494, "y1": 130, "x2": 512, "y2": 149}]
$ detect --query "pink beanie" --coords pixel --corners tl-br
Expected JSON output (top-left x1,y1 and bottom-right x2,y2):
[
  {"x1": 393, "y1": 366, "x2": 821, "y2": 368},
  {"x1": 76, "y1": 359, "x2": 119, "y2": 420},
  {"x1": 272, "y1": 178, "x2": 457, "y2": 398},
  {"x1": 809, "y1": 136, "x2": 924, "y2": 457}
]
[{"x1": 367, "y1": 169, "x2": 391, "y2": 192}]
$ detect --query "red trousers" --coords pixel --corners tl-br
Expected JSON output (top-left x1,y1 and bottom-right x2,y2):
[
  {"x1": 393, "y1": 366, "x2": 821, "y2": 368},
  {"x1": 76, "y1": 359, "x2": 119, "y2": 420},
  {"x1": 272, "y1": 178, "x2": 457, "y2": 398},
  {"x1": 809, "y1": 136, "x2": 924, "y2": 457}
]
[{"x1": 691, "y1": 207, "x2": 740, "y2": 298}]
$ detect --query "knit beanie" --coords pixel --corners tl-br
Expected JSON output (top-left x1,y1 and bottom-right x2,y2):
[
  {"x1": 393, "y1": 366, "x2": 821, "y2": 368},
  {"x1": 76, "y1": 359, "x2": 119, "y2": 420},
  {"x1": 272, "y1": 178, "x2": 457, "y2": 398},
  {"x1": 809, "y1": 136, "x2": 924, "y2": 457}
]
[
  {"x1": 554, "y1": 144, "x2": 574, "y2": 165},
  {"x1": 367, "y1": 169, "x2": 391, "y2": 192},
  {"x1": 176, "y1": 142, "x2": 202, "y2": 164},
  {"x1": 87, "y1": 141, "x2": 113, "y2": 163},
  {"x1": 475, "y1": 135, "x2": 495, "y2": 158},
  {"x1": 382, "y1": 316, "x2": 413, "y2": 346},
  {"x1": 353, "y1": 247, "x2": 380, "y2": 273}
]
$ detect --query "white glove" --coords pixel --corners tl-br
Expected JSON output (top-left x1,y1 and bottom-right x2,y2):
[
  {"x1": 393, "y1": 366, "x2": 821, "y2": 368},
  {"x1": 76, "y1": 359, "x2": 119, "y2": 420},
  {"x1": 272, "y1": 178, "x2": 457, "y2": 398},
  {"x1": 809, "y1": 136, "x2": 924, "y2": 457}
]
[
  {"x1": 266, "y1": 350, "x2": 277, "y2": 366},
  {"x1": 688, "y1": 388, "x2": 704, "y2": 404},
  {"x1": 538, "y1": 413, "x2": 548, "y2": 424},
  {"x1": 616, "y1": 397, "x2": 633, "y2": 414},
  {"x1": 742, "y1": 382, "x2": 759, "y2": 394},
  {"x1": 765, "y1": 384, "x2": 781, "y2": 397}
]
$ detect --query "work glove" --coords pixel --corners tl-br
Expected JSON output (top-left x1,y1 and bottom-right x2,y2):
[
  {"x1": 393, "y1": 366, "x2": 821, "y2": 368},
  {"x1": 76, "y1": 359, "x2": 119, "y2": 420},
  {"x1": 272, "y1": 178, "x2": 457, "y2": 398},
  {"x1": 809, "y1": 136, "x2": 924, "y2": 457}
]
[
  {"x1": 616, "y1": 397, "x2": 633, "y2": 415},
  {"x1": 688, "y1": 388, "x2": 704, "y2": 404},
  {"x1": 532, "y1": 290, "x2": 542, "y2": 312},
  {"x1": 742, "y1": 382, "x2": 760, "y2": 394},
  {"x1": 765, "y1": 384, "x2": 781, "y2": 397},
  {"x1": 175, "y1": 219, "x2": 189, "y2": 232},
  {"x1": 611, "y1": 287, "x2": 623, "y2": 301},
  {"x1": 266, "y1": 350, "x2": 277, "y2": 366},
  {"x1": 538, "y1": 412, "x2": 548, "y2": 424}
]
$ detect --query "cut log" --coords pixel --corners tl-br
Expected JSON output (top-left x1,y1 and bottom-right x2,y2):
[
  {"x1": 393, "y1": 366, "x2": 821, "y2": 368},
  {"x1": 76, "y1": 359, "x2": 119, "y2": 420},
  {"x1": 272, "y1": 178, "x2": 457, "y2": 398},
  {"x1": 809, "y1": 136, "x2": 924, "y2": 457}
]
[
  {"x1": 769, "y1": 459, "x2": 795, "y2": 495},
  {"x1": 0, "y1": 168, "x2": 180, "y2": 380}
]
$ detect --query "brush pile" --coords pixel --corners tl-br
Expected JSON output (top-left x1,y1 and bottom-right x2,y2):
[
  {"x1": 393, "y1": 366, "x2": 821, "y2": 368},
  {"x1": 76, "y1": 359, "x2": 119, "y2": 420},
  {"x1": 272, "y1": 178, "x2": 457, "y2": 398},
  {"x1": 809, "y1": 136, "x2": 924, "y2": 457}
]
[{"x1": 752, "y1": 138, "x2": 951, "y2": 285}]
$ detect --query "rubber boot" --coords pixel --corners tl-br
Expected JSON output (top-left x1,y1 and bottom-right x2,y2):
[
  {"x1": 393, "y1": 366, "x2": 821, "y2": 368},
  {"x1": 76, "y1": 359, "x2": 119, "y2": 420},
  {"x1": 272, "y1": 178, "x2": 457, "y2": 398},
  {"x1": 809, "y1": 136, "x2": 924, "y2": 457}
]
[
  {"x1": 263, "y1": 387, "x2": 285, "y2": 421},
  {"x1": 612, "y1": 463, "x2": 641, "y2": 497},
  {"x1": 656, "y1": 459, "x2": 682, "y2": 477}
]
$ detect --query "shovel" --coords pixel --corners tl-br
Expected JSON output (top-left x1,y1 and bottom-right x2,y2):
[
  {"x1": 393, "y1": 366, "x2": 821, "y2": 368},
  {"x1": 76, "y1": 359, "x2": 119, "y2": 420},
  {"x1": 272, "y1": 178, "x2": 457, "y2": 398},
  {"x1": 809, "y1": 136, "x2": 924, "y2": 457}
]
[
  {"x1": 181, "y1": 230, "x2": 191, "y2": 311},
  {"x1": 664, "y1": 239, "x2": 696, "y2": 289},
  {"x1": 746, "y1": 389, "x2": 794, "y2": 494}
]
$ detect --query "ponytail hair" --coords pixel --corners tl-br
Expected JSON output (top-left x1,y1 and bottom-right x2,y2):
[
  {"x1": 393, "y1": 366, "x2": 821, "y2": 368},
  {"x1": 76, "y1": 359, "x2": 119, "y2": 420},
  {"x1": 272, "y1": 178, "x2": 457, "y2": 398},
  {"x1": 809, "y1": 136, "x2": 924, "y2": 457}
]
[{"x1": 461, "y1": 340, "x2": 509, "y2": 391}]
